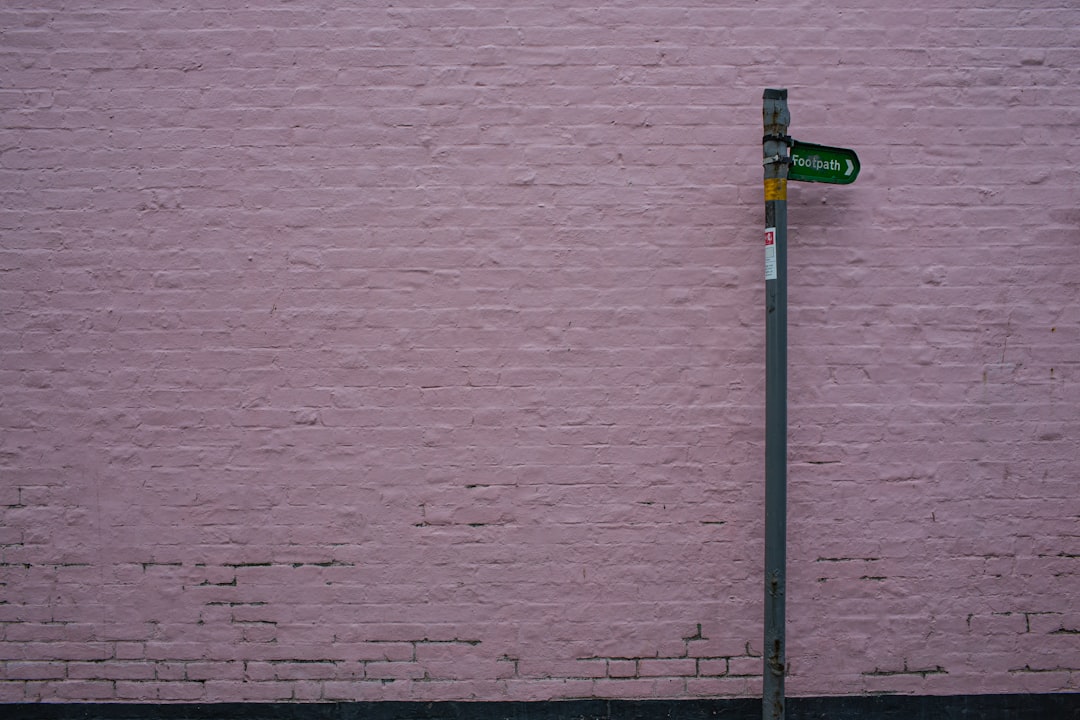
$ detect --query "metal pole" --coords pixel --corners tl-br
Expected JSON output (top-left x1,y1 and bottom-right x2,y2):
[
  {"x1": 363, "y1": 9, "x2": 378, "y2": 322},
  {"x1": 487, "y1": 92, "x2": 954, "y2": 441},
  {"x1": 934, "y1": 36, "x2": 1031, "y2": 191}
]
[{"x1": 762, "y1": 87, "x2": 790, "y2": 720}]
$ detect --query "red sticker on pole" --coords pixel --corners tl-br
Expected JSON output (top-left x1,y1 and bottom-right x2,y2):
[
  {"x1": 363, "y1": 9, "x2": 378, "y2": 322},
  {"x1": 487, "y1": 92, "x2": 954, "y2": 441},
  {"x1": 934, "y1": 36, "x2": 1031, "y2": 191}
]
[{"x1": 764, "y1": 227, "x2": 777, "y2": 280}]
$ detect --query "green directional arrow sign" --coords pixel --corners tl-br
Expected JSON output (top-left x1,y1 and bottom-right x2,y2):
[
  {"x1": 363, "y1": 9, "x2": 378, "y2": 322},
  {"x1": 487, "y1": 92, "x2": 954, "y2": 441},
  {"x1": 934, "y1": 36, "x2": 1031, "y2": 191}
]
[{"x1": 788, "y1": 140, "x2": 860, "y2": 184}]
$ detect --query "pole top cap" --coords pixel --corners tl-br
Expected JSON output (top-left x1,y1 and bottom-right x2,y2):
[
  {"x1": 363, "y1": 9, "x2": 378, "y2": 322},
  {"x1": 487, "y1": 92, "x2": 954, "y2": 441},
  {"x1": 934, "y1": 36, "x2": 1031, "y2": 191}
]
[{"x1": 763, "y1": 88, "x2": 788, "y2": 100}]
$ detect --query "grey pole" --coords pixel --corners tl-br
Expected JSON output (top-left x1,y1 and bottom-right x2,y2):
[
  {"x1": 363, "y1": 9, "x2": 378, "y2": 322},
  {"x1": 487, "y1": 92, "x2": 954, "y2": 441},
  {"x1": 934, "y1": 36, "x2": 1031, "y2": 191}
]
[{"x1": 762, "y1": 88, "x2": 790, "y2": 720}]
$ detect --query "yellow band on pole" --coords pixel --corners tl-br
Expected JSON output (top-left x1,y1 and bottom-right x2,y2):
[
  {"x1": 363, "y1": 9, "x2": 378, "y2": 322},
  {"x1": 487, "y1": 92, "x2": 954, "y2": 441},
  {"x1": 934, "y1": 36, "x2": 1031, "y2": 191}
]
[{"x1": 764, "y1": 178, "x2": 787, "y2": 202}]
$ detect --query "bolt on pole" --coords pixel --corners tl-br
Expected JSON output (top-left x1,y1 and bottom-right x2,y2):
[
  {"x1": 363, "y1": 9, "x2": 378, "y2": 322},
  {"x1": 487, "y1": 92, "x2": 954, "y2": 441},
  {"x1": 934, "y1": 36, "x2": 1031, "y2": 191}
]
[{"x1": 762, "y1": 87, "x2": 790, "y2": 720}]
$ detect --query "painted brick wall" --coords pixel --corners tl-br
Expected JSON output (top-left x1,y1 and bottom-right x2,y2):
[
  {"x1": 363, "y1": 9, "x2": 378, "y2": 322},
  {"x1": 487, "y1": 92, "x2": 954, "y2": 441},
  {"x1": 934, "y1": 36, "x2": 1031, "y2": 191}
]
[{"x1": 1, "y1": 0, "x2": 1078, "y2": 704}]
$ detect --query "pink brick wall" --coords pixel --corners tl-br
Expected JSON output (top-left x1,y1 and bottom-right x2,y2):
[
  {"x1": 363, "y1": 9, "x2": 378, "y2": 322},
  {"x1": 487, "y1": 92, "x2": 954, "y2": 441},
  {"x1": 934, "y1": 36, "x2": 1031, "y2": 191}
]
[{"x1": 2, "y1": 0, "x2": 1078, "y2": 703}]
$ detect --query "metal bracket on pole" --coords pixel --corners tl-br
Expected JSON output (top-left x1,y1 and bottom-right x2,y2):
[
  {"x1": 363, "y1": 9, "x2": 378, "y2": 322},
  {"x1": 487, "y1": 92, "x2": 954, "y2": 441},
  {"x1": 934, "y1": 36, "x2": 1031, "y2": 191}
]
[{"x1": 762, "y1": 133, "x2": 792, "y2": 168}]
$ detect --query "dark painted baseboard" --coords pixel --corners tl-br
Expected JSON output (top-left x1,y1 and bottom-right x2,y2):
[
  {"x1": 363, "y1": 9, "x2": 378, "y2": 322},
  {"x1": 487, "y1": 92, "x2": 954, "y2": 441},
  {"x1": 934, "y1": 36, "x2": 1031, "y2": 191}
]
[{"x1": 3, "y1": 695, "x2": 1079, "y2": 720}]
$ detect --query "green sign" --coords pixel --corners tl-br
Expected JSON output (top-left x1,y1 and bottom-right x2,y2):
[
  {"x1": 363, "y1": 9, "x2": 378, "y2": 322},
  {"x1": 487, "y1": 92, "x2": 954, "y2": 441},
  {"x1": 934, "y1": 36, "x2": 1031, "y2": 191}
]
[{"x1": 789, "y1": 141, "x2": 860, "y2": 184}]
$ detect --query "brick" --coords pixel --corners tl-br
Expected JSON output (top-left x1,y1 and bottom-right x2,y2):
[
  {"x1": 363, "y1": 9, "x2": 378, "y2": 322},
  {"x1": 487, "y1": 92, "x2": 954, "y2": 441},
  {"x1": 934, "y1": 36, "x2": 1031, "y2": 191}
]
[
  {"x1": 184, "y1": 661, "x2": 245, "y2": 681},
  {"x1": 696, "y1": 658, "x2": 729, "y2": 677},
  {"x1": 321, "y1": 680, "x2": 389, "y2": 701},
  {"x1": 114, "y1": 680, "x2": 200, "y2": 701},
  {"x1": 113, "y1": 642, "x2": 146, "y2": 660},
  {"x1": 43, "y1": 680, "x2": 116, "y2": 700},
  {"x1": 636, "y1": 658, "x2": 696, "y2": 678},
  {"x1": 606, "y1": 660, "x2": 637, "y2": 679},
  {"x1": 266, "y1": 661, "x2": 340, "y2": 682},
  {"x1": 686, "y1": 675, "x2": 756, "y2": 697},
  {"x1": 589, "y1": 677, "x2": 687, "y2": 699},
  {"x1": 3, "y1": 661, "x2": 67, "y2": 680},
  {"x1": 363, "y1": 661, "x2": 426, "y2": 681},
  {"x1": 727, "y1": 656, "x2": 762, "y2": 678},
  {"x1": 67, "y1": 661, "x2": 155, "y2": 681}
]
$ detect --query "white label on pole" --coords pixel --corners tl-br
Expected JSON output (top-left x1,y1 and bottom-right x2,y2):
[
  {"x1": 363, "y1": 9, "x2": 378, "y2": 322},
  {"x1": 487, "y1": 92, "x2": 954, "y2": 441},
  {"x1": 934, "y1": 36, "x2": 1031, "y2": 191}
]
[{"x1": 764, "y1": 227, "x2": 777, "y2": 280}]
